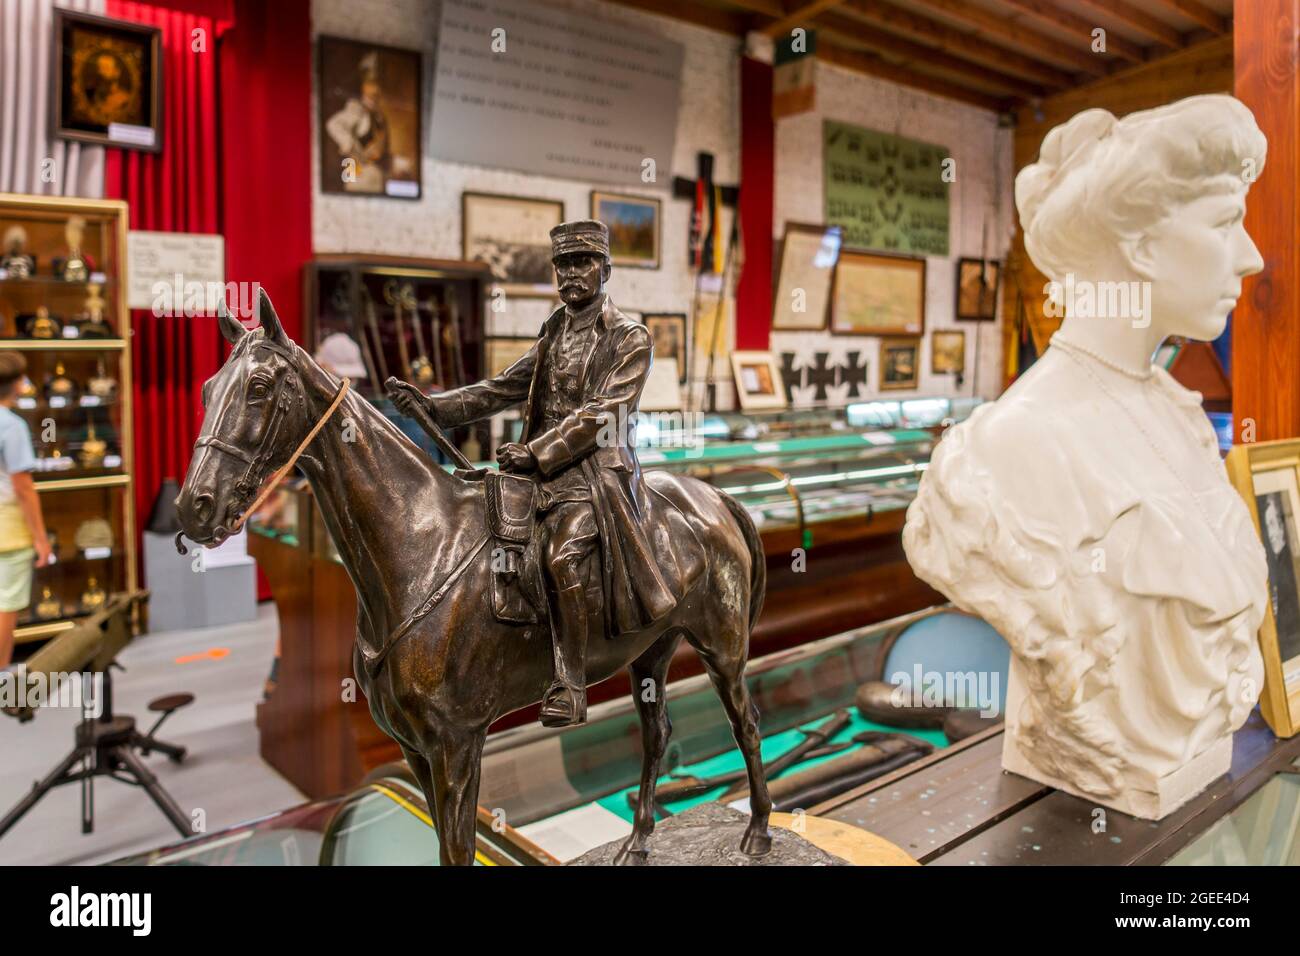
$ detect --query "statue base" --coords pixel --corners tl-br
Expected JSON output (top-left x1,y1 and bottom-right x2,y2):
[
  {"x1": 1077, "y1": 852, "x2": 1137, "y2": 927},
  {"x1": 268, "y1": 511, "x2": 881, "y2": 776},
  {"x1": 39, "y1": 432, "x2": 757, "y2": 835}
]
[
  {"x1": 568, "y1": 803, "x2": 850, "y2": 866},
  {"x1": 1002, "y1": 660, "x2": 1234, "y2": 820}
]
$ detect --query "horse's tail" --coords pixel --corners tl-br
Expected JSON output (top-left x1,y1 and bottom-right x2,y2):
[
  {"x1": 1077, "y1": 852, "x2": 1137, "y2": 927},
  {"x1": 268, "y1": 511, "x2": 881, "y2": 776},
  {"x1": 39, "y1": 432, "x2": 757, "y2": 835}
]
[{"x1": 720, "y1": 490, "x2": 766, "y2": 634}]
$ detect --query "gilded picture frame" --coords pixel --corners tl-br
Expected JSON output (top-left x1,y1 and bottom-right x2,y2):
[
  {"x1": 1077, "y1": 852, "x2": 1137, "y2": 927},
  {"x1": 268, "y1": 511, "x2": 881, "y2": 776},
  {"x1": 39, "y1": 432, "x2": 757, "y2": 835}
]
[
  {"x1": 1226, "y1": 439, "x2": 1300, "y2": 738},
  {"x1": 831, "y1": 249, "x2": 926, "y2": 337},
  {"x1": 879, "y1": 337, "x2": 920, "y2": 391},
  {"x1": 730, "y1": 350, "x2": 787, "y2": 411},
  {"x1": 51, "y1": 9, "x2": 163, "y2": 153},
  {"x1": 772, "y1": 222, "x2": 841, "y2": 331},
  {"x1": 590, "y1": 191, "x2": 661, "y2": 270}
]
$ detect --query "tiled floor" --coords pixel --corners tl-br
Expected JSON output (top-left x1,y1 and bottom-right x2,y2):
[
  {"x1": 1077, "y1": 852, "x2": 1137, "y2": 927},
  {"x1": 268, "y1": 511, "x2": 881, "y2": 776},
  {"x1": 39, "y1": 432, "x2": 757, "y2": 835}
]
[{"x1": 0, "y1": 604, "x2": 304, "y2": 865}]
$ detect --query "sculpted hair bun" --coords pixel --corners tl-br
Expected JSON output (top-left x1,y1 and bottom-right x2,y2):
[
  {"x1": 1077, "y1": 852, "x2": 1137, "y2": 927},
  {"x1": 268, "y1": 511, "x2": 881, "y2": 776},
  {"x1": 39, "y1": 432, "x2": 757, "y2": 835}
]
[
  {"x1": 1014, "y1": 95, "x2": 1265, "y2": 284},
  {"x1": 1015, "y1": 108, "x2": 1117, "y2": 230}
]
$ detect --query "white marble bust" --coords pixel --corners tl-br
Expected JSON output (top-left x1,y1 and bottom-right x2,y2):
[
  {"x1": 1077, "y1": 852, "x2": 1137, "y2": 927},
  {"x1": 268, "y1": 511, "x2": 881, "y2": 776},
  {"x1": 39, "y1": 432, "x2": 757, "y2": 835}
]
[{"x1": 903, "y1": 95, "x2": 1268, "y2": 819}]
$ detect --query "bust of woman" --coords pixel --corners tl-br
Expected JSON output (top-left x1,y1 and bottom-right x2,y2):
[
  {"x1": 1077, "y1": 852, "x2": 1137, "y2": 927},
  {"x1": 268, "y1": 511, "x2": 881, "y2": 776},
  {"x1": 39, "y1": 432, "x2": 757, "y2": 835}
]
[{"x1": 903, "y1": 95, "x2": 1268, "y2": 819}]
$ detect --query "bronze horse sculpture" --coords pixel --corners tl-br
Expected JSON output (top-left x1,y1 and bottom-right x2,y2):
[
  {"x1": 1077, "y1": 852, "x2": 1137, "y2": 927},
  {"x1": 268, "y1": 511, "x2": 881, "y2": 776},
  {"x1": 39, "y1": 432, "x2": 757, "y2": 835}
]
[{"x1": 175, "y1": 290, "x2": 773, "y2": 865}]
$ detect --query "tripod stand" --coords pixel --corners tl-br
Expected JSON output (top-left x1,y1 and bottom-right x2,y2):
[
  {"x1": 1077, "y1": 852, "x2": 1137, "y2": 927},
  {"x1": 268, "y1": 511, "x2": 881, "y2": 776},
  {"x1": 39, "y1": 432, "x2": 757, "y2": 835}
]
[{"x1": 0, "y1": 668, "x2": 191, "y2": 841}]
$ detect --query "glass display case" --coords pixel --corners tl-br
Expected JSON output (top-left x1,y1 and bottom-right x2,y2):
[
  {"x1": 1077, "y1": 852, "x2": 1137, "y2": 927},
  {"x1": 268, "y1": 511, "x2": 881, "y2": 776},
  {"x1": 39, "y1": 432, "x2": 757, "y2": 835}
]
[
  {"x1": 0, "y1": 194, "x2": 136, "y2": 642},
  {"x1": 635, "y1": 397, "x2": 982, "y2": 550}
]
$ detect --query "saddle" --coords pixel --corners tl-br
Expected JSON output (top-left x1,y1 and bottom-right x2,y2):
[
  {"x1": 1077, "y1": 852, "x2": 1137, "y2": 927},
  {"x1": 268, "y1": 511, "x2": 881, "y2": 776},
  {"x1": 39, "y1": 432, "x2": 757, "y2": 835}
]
[{"x1": 484, "y1": 471, "x2": 546, "y2": 625}]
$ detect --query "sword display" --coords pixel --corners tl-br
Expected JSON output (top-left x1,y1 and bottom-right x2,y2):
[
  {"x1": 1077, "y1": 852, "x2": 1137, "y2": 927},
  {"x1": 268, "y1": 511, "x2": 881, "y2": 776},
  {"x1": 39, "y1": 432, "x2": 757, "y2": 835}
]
[
  {"x1": 426, "y1": 292, "x2": 445, "y2": 388},
  {"x1": 384, "y1": 279, "x2": 414, "y2": 383},
  {"x1": 408, "y1": 286, "x2": 435, "y2": 388},
  {"x1": 361, "y1": 288, "x2": 389, "y2": 383},
  {"x1": 446, "y1": 285, "x2": 466, "y2": 389}
]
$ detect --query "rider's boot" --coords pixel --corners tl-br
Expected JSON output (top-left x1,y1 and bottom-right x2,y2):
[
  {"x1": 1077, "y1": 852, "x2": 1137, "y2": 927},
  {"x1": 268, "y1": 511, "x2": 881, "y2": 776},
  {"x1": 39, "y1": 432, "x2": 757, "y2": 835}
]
[{"x1": 540, "y1": 582, "x2": 587, "y2": 727}]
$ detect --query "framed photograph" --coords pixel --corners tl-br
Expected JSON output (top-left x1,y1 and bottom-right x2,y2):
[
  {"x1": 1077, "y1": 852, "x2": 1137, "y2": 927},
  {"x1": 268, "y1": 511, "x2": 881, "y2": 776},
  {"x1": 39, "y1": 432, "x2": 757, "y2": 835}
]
[
  {"x1": 773, "y1": 223, "x2": 842, "y2": 331},
  {"x1": 643, "y1": 313, "x2": 688, "y2": 385},
  {"x1": 319, "y1": 36, "x2": 422, "y2": 199},
  {"x1": 51, "y1": 9, "x2": 162, "y2": 152},
  {"x1": 1227, "y1": 440, "x2": 1300, "y2": 738},
  {"x1": 831, "y1": 249, "x2": 926, "y2": 336},
  {"x1": 591, "y1": 191, "x2": 661, "y2": 269},
  {"x1": 463, "y1": 192, "x2": 565, "y2": 297},
  {"x1": 484, "y1": 336, "x2": 536, "y2": 377},
  {"x1": 956, "y1": 257, "x2": 1001, "y2": 321},
  {"x1": 730, "y1": 350, "x2": 787, "y2": 411},
  {"x1": 931, "y1": 329, "x2": 966, "y2": 374},
  {"x1": 879, "y1": 337, "x2": 920, "y2": 391}
]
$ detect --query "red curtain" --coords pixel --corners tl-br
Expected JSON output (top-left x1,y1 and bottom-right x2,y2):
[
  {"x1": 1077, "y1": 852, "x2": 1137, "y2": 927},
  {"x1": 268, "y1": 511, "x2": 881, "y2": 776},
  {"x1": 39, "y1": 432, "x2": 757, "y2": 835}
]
[
  {"x1": 219, "y1": 0, "x2": 312, "y2": 345},
  {"x1": 101, "y1": 0, "x2": 311, "y2": 590},
  {"x1": 735, "y1": 56, "x2": 774, "y2": 351},
  {"x1": 103, "y1": 0, "x2": 231, "y2": 539}
]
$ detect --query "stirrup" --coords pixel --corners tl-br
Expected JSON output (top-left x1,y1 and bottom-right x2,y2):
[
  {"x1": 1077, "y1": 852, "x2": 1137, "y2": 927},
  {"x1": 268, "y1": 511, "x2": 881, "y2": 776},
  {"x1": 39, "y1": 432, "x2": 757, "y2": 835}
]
[{"x1": 539, "y1": 681, "x2": 587, "y2": 728}]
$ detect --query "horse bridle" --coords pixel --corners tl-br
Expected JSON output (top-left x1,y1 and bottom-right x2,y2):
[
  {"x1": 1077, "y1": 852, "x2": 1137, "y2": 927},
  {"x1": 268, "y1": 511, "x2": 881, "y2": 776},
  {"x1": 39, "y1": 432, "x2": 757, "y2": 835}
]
[{"x1": 191, "y1": 334, "x2": 350, "y2": 537}]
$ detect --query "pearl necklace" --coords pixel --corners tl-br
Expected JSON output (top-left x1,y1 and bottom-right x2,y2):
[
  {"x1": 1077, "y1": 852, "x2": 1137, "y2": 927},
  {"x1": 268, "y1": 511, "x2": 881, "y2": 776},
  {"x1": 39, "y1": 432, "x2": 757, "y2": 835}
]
[{"x1": 1050, "y1": 333, "x2": 1154, "y2": 380}]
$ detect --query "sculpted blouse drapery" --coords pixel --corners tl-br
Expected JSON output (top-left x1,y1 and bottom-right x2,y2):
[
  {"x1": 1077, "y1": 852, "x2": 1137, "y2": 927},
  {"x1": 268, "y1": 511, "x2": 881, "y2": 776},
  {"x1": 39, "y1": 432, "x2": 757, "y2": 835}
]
[{"x1": 904, "y1": 95, "x2": 1269, "y2": 808}]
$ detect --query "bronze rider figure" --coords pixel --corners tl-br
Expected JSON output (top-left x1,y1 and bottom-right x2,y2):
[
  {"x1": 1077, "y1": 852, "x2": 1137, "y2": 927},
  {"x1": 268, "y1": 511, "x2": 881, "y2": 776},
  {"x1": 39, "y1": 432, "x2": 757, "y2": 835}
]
[{"x1": 389, "y1": 220, "x2": 677, "y2": 727}]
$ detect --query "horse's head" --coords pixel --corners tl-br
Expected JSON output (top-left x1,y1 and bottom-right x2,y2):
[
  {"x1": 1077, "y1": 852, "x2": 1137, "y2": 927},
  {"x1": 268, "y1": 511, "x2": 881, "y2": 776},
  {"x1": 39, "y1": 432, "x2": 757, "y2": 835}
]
[{"x1": 176, "y1": 289, "x2": 319, "y2": 546}]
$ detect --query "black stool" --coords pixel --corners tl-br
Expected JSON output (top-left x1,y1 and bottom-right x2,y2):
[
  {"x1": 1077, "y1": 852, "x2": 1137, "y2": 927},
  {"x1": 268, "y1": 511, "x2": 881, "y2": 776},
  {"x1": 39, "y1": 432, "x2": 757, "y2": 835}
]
[{"x1": 139, "y1": 693, "x2": 194, "y2": 763}]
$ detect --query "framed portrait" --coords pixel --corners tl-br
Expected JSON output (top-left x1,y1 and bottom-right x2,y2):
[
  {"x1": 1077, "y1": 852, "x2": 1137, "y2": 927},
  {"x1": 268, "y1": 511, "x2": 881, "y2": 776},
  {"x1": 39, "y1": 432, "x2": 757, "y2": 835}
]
[
  {"x1": 831, "y1": 249, "x2": 926, "y2": 336},
  {"x1": 463, "y1": 192, "x2": 565, "y2": 297},
  {"x1": 931, "y1": 329, "x2": 966, "y2": 374},
  {"x1": 319, "y1": 36, "x2": 422, "y2": 199},
  {"x1": 956, "y1": 257, "x2": 1000, "y2": 321},
  {"x1": 1227, "y1": 440, "x2": 1300, "y2": 738},
  {"x1": 51, "y1": 9, "x2": 162, "y2": 152},
  {"x1": 879, "y1": 337, "x2": 920, "y2": 391},
  {"x1": 730, "y1": 350, "x2": 787, "y2": 411},
  {"x1": 643, "y1": 313, "x2": 688, "y2": 385},
  {"x1": 484, "y1": 336, "x2": 536, "y2": 377},
  {"x1": 591, "y1": 191, "x2": 661, "y2": 269},
  {"x1": 772, "y1": 223, "x2": 842, "y2": 331}
]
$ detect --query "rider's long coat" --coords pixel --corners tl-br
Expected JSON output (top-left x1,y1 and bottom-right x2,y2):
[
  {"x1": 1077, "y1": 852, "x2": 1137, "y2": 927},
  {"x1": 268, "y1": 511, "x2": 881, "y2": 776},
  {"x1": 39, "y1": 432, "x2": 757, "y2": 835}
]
[{"x1": 426, "y1": 295, "x2": 677, "y2": 636}]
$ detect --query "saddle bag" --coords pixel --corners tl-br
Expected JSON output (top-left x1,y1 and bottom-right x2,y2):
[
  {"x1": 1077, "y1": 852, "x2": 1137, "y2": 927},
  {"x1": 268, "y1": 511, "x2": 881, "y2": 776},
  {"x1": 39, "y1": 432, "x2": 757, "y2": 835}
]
[{"x1": 485, "y1": 471, "x2": 541, "y2": 624}]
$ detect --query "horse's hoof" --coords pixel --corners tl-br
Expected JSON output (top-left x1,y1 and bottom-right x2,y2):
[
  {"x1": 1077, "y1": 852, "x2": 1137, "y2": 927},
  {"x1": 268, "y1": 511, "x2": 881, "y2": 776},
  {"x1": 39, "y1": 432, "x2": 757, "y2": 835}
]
[
  {"x1": 613, "y1": 844, "x2": 650, "y2": 866},
  {"x1": 740, "y1": 826, "x2": 772, "y2": 858}
]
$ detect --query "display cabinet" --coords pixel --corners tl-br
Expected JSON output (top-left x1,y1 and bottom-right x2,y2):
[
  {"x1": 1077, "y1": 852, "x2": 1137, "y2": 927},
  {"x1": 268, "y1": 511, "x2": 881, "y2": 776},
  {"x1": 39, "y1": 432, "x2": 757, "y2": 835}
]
[
  {"x1": 303, "y1": 255, "x2": 494, "y2": 462},
  {"x1": 0, "y1": 194, "x2": 136, "y2": 643}
]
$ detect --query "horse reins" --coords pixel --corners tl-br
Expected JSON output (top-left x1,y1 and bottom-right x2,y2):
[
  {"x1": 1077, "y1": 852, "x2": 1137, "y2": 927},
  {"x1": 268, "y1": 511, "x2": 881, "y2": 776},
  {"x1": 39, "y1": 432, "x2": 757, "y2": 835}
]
[
  {"x1": 192, "y1": 334, "x2": 351, "y2": 538},
  {"x1": 228, "y1": 376, "x2": 350, "y2": 533}
]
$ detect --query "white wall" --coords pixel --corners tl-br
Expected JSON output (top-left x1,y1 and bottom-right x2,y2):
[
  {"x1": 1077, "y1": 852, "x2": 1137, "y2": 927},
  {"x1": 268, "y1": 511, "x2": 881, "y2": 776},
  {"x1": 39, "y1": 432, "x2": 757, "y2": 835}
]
[
  {"x1": 310, "y1": 0, "x2": 740, "y2": 401},
  {"x1": 774, "y1": 61, "x2": 1014, "y2": 401},
  {"x1": 308, "y1": 0, "x2": 1013, "y2": 406}
]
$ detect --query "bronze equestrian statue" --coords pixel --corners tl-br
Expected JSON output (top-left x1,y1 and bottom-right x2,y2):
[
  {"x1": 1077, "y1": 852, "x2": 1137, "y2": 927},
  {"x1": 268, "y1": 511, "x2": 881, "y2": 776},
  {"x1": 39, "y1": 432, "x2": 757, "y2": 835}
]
[{"x1": 175, "y1": 222, "x2": 772, "y2": 865}]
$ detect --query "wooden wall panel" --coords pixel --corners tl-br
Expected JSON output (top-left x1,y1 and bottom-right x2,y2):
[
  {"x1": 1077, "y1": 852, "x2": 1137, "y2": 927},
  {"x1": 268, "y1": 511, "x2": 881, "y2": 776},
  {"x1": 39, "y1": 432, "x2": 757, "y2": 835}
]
[{"x1": 1234, "y1": 1, "x2": 1300, "y2": 441}]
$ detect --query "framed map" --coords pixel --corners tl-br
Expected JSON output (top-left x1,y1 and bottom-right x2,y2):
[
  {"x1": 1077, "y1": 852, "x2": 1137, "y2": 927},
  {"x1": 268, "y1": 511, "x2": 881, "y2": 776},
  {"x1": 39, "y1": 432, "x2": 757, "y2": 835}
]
[
  {"x1": 831, "y1": 249, "x2": 926, "y2": 336},
  {"x1": 824, "y1": 120, "x2": 950, "y2": 256}
]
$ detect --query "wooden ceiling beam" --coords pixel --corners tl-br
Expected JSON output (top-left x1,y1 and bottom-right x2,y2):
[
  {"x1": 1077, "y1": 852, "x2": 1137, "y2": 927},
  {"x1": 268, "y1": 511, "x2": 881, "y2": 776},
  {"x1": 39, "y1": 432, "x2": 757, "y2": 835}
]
[
  {"x1": 834, "y1": 0, "x2": 1076, "y2": 89},
  {"x1": 761, "y1": 0, "x2": 848, "y2": 37},
  {"x1": 992, "y1": 0, "x2": 1148, "y2": 64},
  {"x1": 601, "y1": 0, "x2": 751, "y2": 34},
  {"x1": 708, "y1": 0, "x2": 786, "y2": 16},
  {"x1": 815, "y1": 11, "x2": 1044, "y2": 98},
  {"x1": 1150, "y1": 0, "x2": 1228, "y2": 34},
  {"x1": 904, "y1": 0, "x2": 1109, "y2": 75},
  {"x1": 815, "y1": 42, "x2": 1011, "y2": 111},
  {"x1": 1071, "y1": 0, "x2": 1183, "y2": 49}
]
